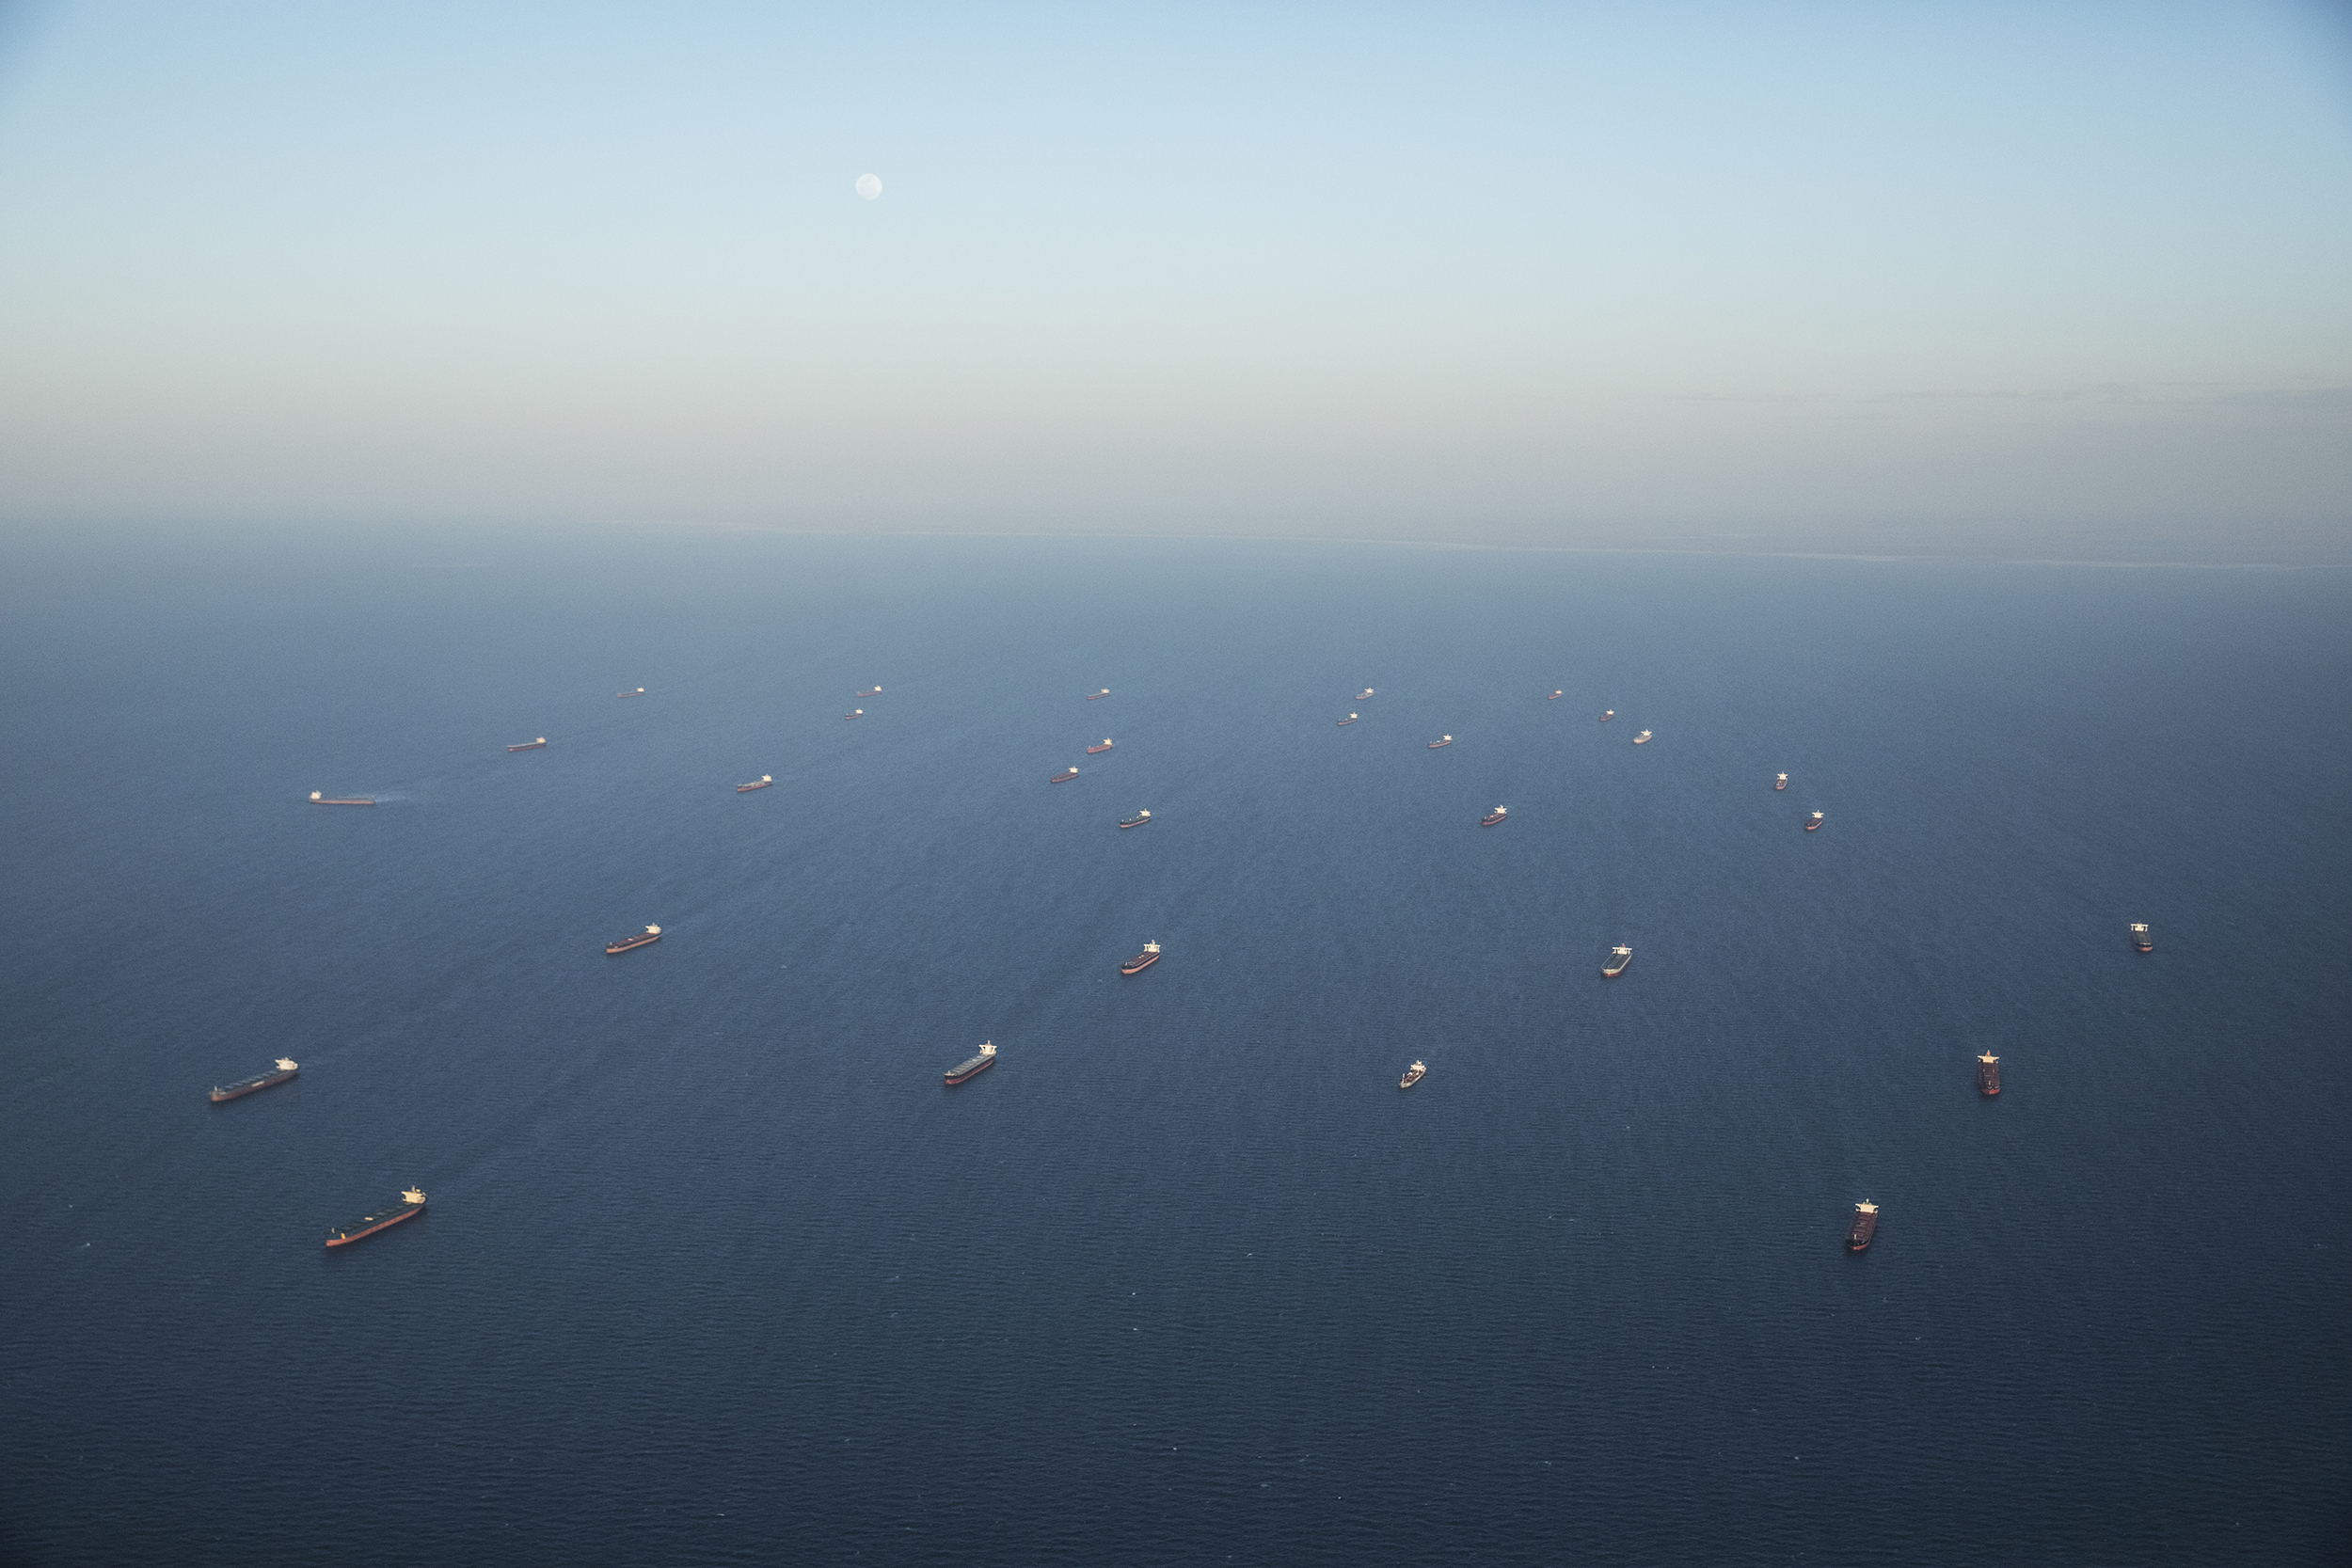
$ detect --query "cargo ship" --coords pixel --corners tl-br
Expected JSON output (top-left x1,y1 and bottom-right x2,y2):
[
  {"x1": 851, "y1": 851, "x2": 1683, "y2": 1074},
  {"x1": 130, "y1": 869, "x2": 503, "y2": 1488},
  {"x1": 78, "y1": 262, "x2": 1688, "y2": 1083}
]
[
  {"x1": 845, "y1": 708, "x2": 864, "y2": 721},
  {"x1": 1399, "y1": 1059, "x2": 1426, "y2": 1089},
  {"x1": 1428, "y1": 735, "x2": 1453, "y2": 749},
  {"x1": 606, "y1": 925, "x2": 661, "y2": 955},
  {"x1": 1087, "y1": 739, "x2": 1114, "y2": 754},
  {"x1": 1845, "y1": 1201, "x2": 1879, "y2": 1252},
  {"x1": 1337, "y1": 713, "x2": 1359, "y2": 726},
  {"x1": 2130, "y1": 923, "x2": 2153, "y2": 952},
  {"x1": 507, "y1": 737, "x2": 548, "y2": 752},
  {"x1": 326, "y1": 1188, "x2": 426, "y2": 1248},
  {"x1": 945, "y1": 1040, "x2": 997, "y2": 1085},
  {"x1": 211, "y1": 1058, "x2": 299, "y2": 1102},
  {"x1": 1775, "y1": 773, "x2": 1788, "y2": 790},
  {"x1": 1602, "y1": 944, "x2": 1631, "y2": 978},
  {"x1": 1051, "y1": 766, "x2": 1080, "y2": 784},
  {"x1": 1805, "y1": 811, "x2": 1824, "y2": 831},
  {"x1": 1119, "y1": 810, "x2": 1152, "y2": 829},
  {"x1": 1633, "y1": 730, "x2": 1651, "y2": 745},
  {"x1": 1120, "y1": 942, "x2": 1161, "y2": 974},
  {"x1": 309, "y1": 792, "x2": 376, "y2": 806},
  {"x1": 1088, "y1": 689, "x2": 1111, "y2": 700},
  {"x1": 616, "y1": 688, "x2": 644, "y2": 698},
  {"x1": 1357, "y1": 689, "x2": 1375, "y2": 700},
  {"x1": 857, "y1": 686, "x2": 882, "y2": 698},
  {"x1": 1549, "y1": 690, "x2": 1563, "y2": 700},
  {"x1": 1977, "y1": 1052, "x2": 2001, "y2": 1096},
  {"x1": 1599, "y1": 709, "x2": 1614, "y2": 721},
  {"x1": 1480, "y1": 806, "x2": 1507, "y2": 826},
  {"x1": 737, "y1": 775, "x2": 773, "y2": 792}
]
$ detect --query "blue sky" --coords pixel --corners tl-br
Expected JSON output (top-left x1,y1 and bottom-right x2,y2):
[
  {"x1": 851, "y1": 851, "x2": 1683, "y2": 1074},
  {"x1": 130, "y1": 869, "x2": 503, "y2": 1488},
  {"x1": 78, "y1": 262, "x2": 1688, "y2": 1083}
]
[{"x1": 0, "y1": 1, "x2": 2346, "y2": 545}]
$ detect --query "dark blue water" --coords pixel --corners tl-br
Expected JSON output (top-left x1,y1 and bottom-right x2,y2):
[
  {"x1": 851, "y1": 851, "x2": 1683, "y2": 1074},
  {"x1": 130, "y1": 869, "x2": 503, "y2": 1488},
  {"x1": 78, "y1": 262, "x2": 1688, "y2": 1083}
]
[{"x1": 4, "y1": 529, "x2": 2347, "y2": 1566}]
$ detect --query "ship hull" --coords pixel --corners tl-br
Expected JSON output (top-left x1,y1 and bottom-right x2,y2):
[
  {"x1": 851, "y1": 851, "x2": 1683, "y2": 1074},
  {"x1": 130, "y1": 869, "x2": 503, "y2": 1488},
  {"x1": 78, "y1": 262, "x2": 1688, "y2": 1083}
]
[
  {"x1": 1051, "y1": 772, "x2": 1078, "y2": 784},
  {"x1": 1480, "y1": 816, "x2": 1505, "y2": 827},
  {"x1": 1119, "y1": 818, "x2": 1149, "y2": 829},
  {"x1": 1845, "y1": 1214, "x2": 1878, "y2": 1252},
  {"x1": 606, "y1": 935, "x2": 660, "y2": 955},
  {"x1": 737, "y1": 782, "x2": 772, "y2": 792},
  {"x1": 1087, "y1": 745, "x2": 1113, "y2": 754},
  {"x1": 1978, "y1": 1070, "x2": 2001, "y2": 1097},
  {"x1": 210, "y1": 1067, "x2": 298, "y2": 1102},
  {"x1": 310, "y1": 798, "x2": 375, "y2": 806},
  {"x1": 325, "y1": 1203, "x2": 423, "y2": 1247},
  {"x1": 507, "y1": 742, "x2": 546, "y2": 752},
  {"x1": 1427, "y1": 741, "x2": 1451, "y2": 749},
  {"x1": 945, "y1": 1055, "x2": 996, "y2": 1085}
]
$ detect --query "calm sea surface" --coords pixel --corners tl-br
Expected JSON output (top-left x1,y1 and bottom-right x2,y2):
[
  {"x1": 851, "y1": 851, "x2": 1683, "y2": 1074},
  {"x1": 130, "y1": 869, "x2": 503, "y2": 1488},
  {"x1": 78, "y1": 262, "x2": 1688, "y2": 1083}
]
[{"x1": 3, "y1": 529, "x2": 2346, "y2": 1566}]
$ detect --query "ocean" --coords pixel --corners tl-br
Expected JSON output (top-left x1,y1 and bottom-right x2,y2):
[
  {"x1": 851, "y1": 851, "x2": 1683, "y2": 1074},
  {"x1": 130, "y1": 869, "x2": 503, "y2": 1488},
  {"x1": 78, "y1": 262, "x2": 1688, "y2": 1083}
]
[{"x1": 3, "y1": 528, "x2": 2346, "y2": 1566}]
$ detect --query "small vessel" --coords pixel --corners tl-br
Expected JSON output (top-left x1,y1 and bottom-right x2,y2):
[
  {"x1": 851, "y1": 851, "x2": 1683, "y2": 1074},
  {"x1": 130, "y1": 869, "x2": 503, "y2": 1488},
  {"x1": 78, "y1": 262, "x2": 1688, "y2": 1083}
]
[
  {"x1": 606, "y1": 925, "x2": 661, "y2": 955},
  {"x1": 857, "y1": 686, "x2": 882, "y2": 698},
  {"x1": 210, "y1": 1058, "x2": 299, "y2": 1102},
  {"x1": 326, "y1": 1188, "x2": 426, "y2": 1248},
  {"x1": 1775, "y1": 773, "x2": 1788, "y2": 790},
  {"x1": 1120, "y1": 942, "x2": 1161, "y2": 975},
  {"x1": 1050, "y1": 767, "x2": 1080, "y2": 784},
  {"x1": 1399, "y1": 1059, "x2": 1426, "y2": 1089},
  {"x1": 945, "y1": 1040, "x2": 997, "y2": 1085},
  {"x1": 1480, "y1": 806, "x2": 1507, "y2": 826},
  {"x1": 1602, "y1": 944, "x2": 1631, "y2": 978},
  {"x1": 309, "y1": 792, "x2": 376, "y2": 806},
  {"x1": 1427, "y1": 735, "x2": 1453, "y2": 749},
  {"x1": 845, "y1": 708, "x2": 864, "y2": 721},
  {"x1": 1357, "y1": 689, "x2": 1375, "y2": 700},
  {"x1": 1548, "y1": 690, "x2": 1562, "y2": 700},
  {"x1": 616, "y1": 688, "x2": 644, "y2": 698},
  {"x1": 1633, "y1": 730, "x2": 1651, "y2": 745},
  {"x1": 1088, "y1": 689, "x2": 1111, "y2": 700},
  {"x1": 1805, "y1": 811, "x2": 1824, "y2": 831},
  {"x1": 1337, "y1": 713, "x2": 1359, "y2": 726},
  {"x1": 1087, "y1": 739, "x2": 1114, "y2": 754},
  {"x1": 1977, "y1": 1052, "x2": 2001, "y2": 1097},
  {"x1": 737, "y1": 775, "x2": 773, "y2": 792},
  {"x1": 2130, "y1": 923, "x2": 2153, "y2": 952},
  {"x1": 1599, "y1": 709, "x2": 1614, "y2": 721},
  {"x1": 507, "y1": 737, "x2": 548, "y2": 752},
  {"x1": 1845, "y1": 1201, "x2": 1879, "y2": 1252},
  {"x1": 1119, "y1": 810, "x2": 1152, "y2": 829}
]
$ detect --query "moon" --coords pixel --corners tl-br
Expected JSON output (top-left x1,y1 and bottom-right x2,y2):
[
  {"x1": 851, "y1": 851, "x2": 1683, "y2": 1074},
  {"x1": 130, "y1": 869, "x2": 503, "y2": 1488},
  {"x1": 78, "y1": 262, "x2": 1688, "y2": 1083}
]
[{"x1": 855, "y1": 173, "x2": 882, "y2": 200}]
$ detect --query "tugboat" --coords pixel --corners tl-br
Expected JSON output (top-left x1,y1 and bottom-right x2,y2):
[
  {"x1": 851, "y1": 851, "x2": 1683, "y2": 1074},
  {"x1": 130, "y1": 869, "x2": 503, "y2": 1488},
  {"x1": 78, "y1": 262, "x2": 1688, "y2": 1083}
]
[
  {"x1": 2130, "y1": 923, "x2": 2153, "y2": 952},
  {"x1": 945, "y1": 1040, "x2": 997, "y2": 1085},
  {"x1": 1977, "y1": 1052, "x2": 2002, "y2": 1096},
  {"x1": 616, "y1": 688, "x2": 644, "y2": 698},
  {"x1": 1087, "y1": 738, "x2": 1114, "y2": 754},
  {"x1": 211, "y1": 1058, "x2": 299, "y2": 1102},
  {"x1": 1845, "y1": 1201, "x2": 1879, "y2": 1252},
  {"x1": 1480, "y1": 806, "x2": 1508, "y2": 827},
  {"x1": 857, "y1": 686, "x2": 882, "y2": 698},
  {"x1": 1357, "y1": 689, "x2": 1375, "y2": 700},
  {"x1": 1050, "y1": 766, "x2": 1080, "y2": 784},
  {"x1": 1427, "y1": 736, "x2": 1453, "y2": 749},
  {"x1": 1805, "y1": 811, "x2": 1824, "y2": 832},
  {"x1": 1633, "y1": 730, "x2": 1651, "y2": 745},
  {"x1": 1120, "y1": 942, "x2": 1162, "y2": 975},
  {"x1": 1775, "y1": 773, "x2": 1788, "y2": 790},
  {"x1": 606, "y1": 925, "x2": 661, "y2": 955},
  {"x1": 1399, "y1": 1059, "x2": 1426, "y2": 1089},
  {"x1": 507, "y1": 736, "x2": 548, "y2": 752},
  {"x1": 309, "y1": 792, "x2": 376, "y2": 806},
  {"x1": 737, "y1": 775, "x2": 773, "y2": 792},
  {"x1": 1119, "y1": 810, "x2": 1152, "y2": 829},
  {"x1": 845, "y1": 708, "x2": 864, "y2": 721},
  {"x1": 1602, "y1": 944, "x2": 1631, "y2": 978},
  {"x1": 1337, "y1": 713, "x2": 1359, "y2": 726},
  {"x1": 1088, "y1": 689, "x2": 1111, "y2": 700},
  {"x1": 325, "y1": 1188, "x2": 427, "y2": 1248},
  {"x1": 1599, "y1": 709, "x2": 1614, "y2": 721}
]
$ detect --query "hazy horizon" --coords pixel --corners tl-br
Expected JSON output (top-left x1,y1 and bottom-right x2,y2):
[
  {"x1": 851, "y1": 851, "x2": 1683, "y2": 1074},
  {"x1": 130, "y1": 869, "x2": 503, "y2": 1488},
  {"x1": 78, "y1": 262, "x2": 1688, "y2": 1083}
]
[{"x1": 2, "y1": 2, "x2": 2348, "y2": 556}]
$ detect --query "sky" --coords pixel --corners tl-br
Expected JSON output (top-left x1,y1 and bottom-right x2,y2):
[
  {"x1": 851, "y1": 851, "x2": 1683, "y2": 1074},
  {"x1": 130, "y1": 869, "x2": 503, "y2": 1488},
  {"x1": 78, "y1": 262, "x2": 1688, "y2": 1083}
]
[{"x1": 0, "y1": 1, "x2": 2347, "y2": 552}]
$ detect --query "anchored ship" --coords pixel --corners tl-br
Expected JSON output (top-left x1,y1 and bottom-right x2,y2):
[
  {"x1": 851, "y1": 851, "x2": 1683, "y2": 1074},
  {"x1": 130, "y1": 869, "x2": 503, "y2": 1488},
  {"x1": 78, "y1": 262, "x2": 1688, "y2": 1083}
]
[
  {"x1": 1428, "y1": 735, "x2": 1453, "y2": 749},
  {"x1": 606, "y1": 925, "x2": 661, "y2": 955},
  {"x1": 1775, "y1": 773, "x2": 1788, "y2": 790},
  {"x1": 1119, "y1": 810, "x2": 1152, "y2": 829},
  {"x1": 1599, "y1": 709, "x2": 1614, "y2": 721},
  {"x1": 1806, "y1": 811, "x2": 1824, "y2": 831},
  {"x1": 945, "y1": 1041, "x2": 997, "y2": 1085},
  {"x1": 1051, "y1": 766, "x2": 1080, "y2": 784},
  {"x1": 857, "y1": 686, "x2": 882, "y2": 698},
  {"x1": 1978, "y1": 1052, "x2": 2002, "y2": 1096},
  {"x1": 1602, "y1": 944, "x2": 1631, "y2": 978},
  {"x1": 1337, "y1": 713, "x2": 1359, "y2": 726},
  {"x1": 1845, "y1": 1201, "x2": 1879, "y2": 1252},
  {"x1": 616, "y1": 688, "x2": 644, "y2": 698},
  {"x1": 1399, "y1": 1059, "x2": 1426, "y2": 1089},
  {"x1": 507, "y1": 737, "x2": 548, "y2": 752},
  {"x1": 1088, "y1": 689, "x2": 1111, "y2": 700},
  {"x1": 1480, "y1": 806, "x2": 1507, "y2": 826},
  {"x1": 845, "y1": 708, "x2": 864, "y2": 721},
  {"x1": 1357, "y1": 689, "x2": 1375, "y2": 700},
  {"x1": 309, "y1": 792, "x2": 375, "y2": 806},
  {"x1": 1087, "y1": 739, "x2": 1114, "y2": 754},
  {"x1": 737, "y1": 775, "x2": 773, "y2": 792},
  {"x1": 211, "y1": 1058, "x2": 299, "y2": 1102},
  {"x1": 2130, "y1": 923, "x2": 2153, "y2": 952},
  {"x1": 1120, "y1": 942, "x2": 1161, "y2": 975},
  {"x1": 1633, "y1": 730, "x2": 1651, "y2": 745},
  {"x1": 1549, "y1": 690, "x2": 1563, "y2": 700},
  {"x1": 326, "y1": 1188, "x2": 426, "y2": 1248}
]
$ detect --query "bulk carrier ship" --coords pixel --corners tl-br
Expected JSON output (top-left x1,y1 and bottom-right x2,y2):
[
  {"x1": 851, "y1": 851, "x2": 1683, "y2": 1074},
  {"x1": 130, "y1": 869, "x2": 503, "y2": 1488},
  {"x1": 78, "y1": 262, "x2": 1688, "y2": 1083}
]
[
  {"x1": 737, "y1": 775, "x2": 773, "y2": 792},
  {"x1": 1775, "y1": 773, "x2": 1788, "y2": 790},
  {"x1": 1602, "y1": 945, "x2": 1632, "y2": 978},
  {"x1": 1087, "y1": 739, "x2": 1114, "y2": 754},
  {"x1": 507, "y1": 737, "x2": 548, "y2": 752},
  {"x1": 1337, "y1": 713, "x2": 1359, "y2": 726},
  {"x1": 616, "y1": 688, "x2": 644, "y2": 698},
  {"x1": 310, "y1": 792, "x2": 375, "y2": 806},
  {"x1": 1845, "y1": 1201, "x2": 1879, "y2": 1252},
  {"x1": 1119, "y1": 810, "x2": 1152, "y2": 829},
  {"x1": 1480, "y1": 806, "x2": 1508, "y2": 826},
  {"x1": 211, "y1": 1058, "x2": 298, "y2": 1102},
  {"x1": 326, "y1": 1189, "x2": 426, "y2": 1248},
  {"x1": 1977, "y1": 1052, "x2": 2002, "y2": 1096},
  {"x1": 1806, "y1": 812, "x2": 1824, "y2": 832},
  {"x1": 2130, "y1": 923, "x2": 2153, "y2": 952},
  {"x1": 1088, "y1": 689, "x2": 1111, "y2": 700},
  {"x1": 1399, "y1": 1060, "x2": 1426, "y2": 1089},
  {"x1": 945, "y1": 1041, "x2": 996, "y2": 1085},
  {"x1": 1121, "y1": 942, "x2": 1162, "y2": 974},
  {"x1": 606, "y1": 925, "x2": 661, "y2": 955},
  {"x1": 1051, "y1": 766, "x2": 1080, "y2": 784},
  {"x1": 1428, "y1": 736, "x2": 1453, "y2": 749}
]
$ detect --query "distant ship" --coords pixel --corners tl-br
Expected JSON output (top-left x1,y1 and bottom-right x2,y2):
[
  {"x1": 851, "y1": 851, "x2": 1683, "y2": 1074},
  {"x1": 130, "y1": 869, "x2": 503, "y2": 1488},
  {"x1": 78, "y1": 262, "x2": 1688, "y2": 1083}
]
[
  {"x1": 1977, "y1": 1052, "x2": 2001, "y2": 1097},
  {"x1": 1051, "y1": 766, "x2": 1080, "y2": 784},
  {"x1": 1357, "y1": 689, "x2": 1375, "y2": 700},
  {"x1": 616, "y1": 688, "x2": 644, "y2": 699},
  {"x1": 737, "y1": 775, "x2": 773, "y2": 792},
  {"x1": 945, "y1": 1040, "x2": 997, "y2": 1085},
  {"x1": 606, "y1": 925, "x2": 661, "y2": 955},
  {"x1": 1480, "y1": 806, "x2": 1507, "y2": 826},
  {"x1": 309, "y1": 792, "x2": 375, "y2": 806},
  {"x1": 1088, "y1": 689, "x2": 1111, "y2": 700},
  {"x1": 1120, "y1": 942, "x2": 1161, "y2": 974},
  {"x1": 1119, "y1": 810, "x2": 1152, "y2": 829},
  {"x1": 1599, "y1": 709, "x2": 1614, "y2": 721},
  {"x1": 1548, "y1": 690, "x2": 1562, "y2": 700},
  {"x1": 1775, "y1": 773, "x2": 1788, "y2": 790},
  {"x1": 2130, "y1": 923, "x2": 2153, "y2": 952},
  {"x1": 1602, "y1": 944, "x2": 1631, "y2": 978},
  {"x1": 1337, "y1": 713, "x2": 1359, "y2": 726},
  {"x1": 507, "y1": 737, "x2": 548, "y2": 752},
  {"x1": 211, "y1": 1058, "x2": 298, "y2": 1102},
  {"x1": 857, "y1": 686, "x2": 882, "y2": 698},
  {"x1": 1806, "y1": 811, "x2": 1824, "y2": 832},
  {"x1": 1633, "y1": 730, "x2": 1651, "y2": 745},
  {"x1": 1845, "y1": 1201, "x2": 1879, "y2": 1252},
  {"x1": 325, "y1": 1188, "x2": 426, "y2": 1248},
  {"x1": 845, "y1": 708, "x2": 864, "y2": 721},
  {"x1": 1399, "y1": 1059, "x2": 1426, "y2": 1089},
  {"x1": 1087, "y1": 739, "x2": 1114, "y2": 754},
  {"x1": 1427, "y1": 736, "x2": 1453, "y2": 749}
]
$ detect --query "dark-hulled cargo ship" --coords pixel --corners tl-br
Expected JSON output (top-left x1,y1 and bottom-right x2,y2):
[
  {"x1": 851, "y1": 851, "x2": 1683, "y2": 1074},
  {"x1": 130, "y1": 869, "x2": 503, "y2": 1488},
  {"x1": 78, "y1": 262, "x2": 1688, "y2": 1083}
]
[
  {"x1": 607, "y1": 925, "x2": 661, "y2": 955},
  {"x1": 738, "y1": 775, "x2": 773, "y2": 792},
  {"x1": 211, "y1": 1057, "x2": 299, "y2": 1102},
  {"x1": 1121, "y1": 942, "x2": 1161, "y2": 974},
  {"x1": 1845, "y1": 1201, "x2": 1879, "y2": 1252},
  {"x1": 2130, "y1": 923, "x2": 2153, "y2": 952},
  {"x1": 1977, "y1": 1052, "x2": 2001, "y2": 1096},
  {"x1": 508, "y1": 737, "x2": 548, "y2": 752},
  {"x1": 1119, "y1": 810, "x2": 1152, "y2": 829},
  {"x1": 1775, "y1": 773, "x2": 1788, "y2": 790},
  {"x1": 326, "y1": 1188, "x2": 426, "y2": 1248},
  {"x1": 1087, "y1": 739, "x2": 1114, "y2": 753},
  {"x1": 1806, "y1": 811, "x2": 1824, "y2": 831},
  {"x1": 945, "y1": 1041, "x2": 996, "y2": 1085},
  {"x1": 1050, "y1": 766, "x2": 1080, "y2": 784},
  {"x1": 1481, "y1": 806, "x2": 1507, "y2": 826},
  {"x1": 1337, "y1": 713, "x2": 1358, "y2": 726},
  {"x1": 845, "y1": 708, "x2": 864, "y2": 721}
]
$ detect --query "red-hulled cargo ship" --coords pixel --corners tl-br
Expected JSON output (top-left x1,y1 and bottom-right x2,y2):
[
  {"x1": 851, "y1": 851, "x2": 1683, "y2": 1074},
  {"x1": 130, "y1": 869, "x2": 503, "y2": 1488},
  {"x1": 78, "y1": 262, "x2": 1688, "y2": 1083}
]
[
  {"x1": 211, "y1": 1058, "x2": 299, "y2": 1102},
  {"x1": 1428, "y1": 736, "x2": 1453, "y2": 749},
  {"x1": 1480, "y1": 806, "x2": 1507, "y2": 826},
  {"x1": 945, "y1": 1041, "x2": 996, "y2": 1085},
  {"x1": 1051, "y1": 767, "x2": 1080, "y2": 784},
  {"x1": 845, "y1": 708, "x2": 864, "y2": 721},
  {"x1": 326, "y1": 1188, "x2": 426, "y2": 1248},
  {"x1": 738, "y1": 775, "x2": 773, "y2": 792},
  {"x1": 1119, "y1": 810, "x2": 1152, "y2": 829},
  {"x1": 1087, "y1": 739, "x2": 1114, "y2": 753},
  {"x1": 1977, "y1": 1052, "x2": 2001, "y2": 1096},
  {"x1": 1845, "y1": 1201, "x2": 1879, "y2": 1252},
  {"x1": 606, "y1": 925, "x2": 661, "y2": 955}
]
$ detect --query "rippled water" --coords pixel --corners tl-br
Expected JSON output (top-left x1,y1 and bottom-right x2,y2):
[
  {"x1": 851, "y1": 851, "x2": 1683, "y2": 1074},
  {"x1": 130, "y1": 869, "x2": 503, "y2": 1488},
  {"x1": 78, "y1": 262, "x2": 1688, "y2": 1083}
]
[{"x1": 4, "y1": 529, "x2": 2346, "y2": 1565}]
